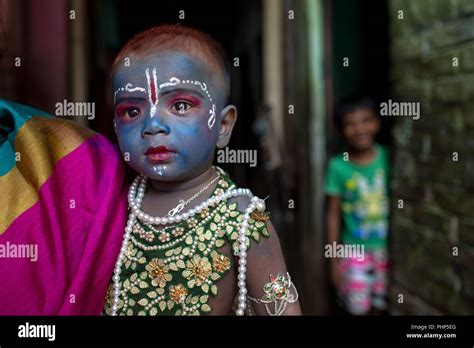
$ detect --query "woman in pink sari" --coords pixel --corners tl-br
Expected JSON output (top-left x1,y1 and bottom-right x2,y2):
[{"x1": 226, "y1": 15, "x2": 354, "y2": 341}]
[{"x1": 0, "y1": 99, "x2": 127, "y2": 314}]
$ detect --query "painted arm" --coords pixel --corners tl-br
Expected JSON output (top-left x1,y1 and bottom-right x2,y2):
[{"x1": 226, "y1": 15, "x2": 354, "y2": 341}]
[{"x1": 245, "y1": 221, "x2": 302, "y2": 315}]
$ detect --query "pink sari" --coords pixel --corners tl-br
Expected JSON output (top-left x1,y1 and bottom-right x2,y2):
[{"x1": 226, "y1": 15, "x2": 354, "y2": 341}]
[{"x1": 0, "y1": 99, "x2": 127, "y2": 314}]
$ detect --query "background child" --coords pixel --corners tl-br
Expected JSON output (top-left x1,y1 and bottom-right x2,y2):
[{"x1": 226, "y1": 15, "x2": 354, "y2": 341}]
[{"x1": 325, "y1": 96, "x2": 389, "y2": 315}]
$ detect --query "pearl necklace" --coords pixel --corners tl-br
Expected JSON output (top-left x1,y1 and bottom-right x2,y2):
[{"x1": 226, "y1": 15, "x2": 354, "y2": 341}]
[{"x1": 111, "y1": 174, "x2": 266, "y2": 316}]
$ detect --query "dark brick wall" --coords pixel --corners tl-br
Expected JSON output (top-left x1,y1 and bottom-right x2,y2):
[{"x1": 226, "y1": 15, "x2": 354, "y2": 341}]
[{"x1": 389, "y1": 0, "x2": 474, "y2": 314}]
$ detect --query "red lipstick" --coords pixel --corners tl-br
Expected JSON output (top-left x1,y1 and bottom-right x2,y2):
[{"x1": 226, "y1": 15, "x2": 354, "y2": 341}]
[{"x1": 145, "y1": 145, "x2": 176, "y2": 163}]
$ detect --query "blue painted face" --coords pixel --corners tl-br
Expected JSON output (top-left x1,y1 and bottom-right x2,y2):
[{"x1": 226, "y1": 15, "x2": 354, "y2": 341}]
[{"x1": 113, "y1": 52, "x2": 226, "y2": 182}]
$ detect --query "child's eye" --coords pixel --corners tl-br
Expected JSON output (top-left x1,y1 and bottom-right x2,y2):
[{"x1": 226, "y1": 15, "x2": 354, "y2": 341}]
[
  {"x1": 171, "y1": 101, "x2": 193, "y2": 114},
  {"x1": 125, "y1": 108, "x2": 141, "y2": 118},
  {"x1": 116, "y1": 106, "x2": 141, "y2": 119}
]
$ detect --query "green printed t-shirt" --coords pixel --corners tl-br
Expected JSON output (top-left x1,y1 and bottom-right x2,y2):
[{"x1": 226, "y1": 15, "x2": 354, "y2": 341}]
[{"x1": 324, "y1": 144, "x2": 389, "y2": 250}]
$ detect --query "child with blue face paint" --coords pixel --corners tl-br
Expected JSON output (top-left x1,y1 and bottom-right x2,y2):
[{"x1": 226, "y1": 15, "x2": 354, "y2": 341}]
[{"x1": 104, "y1": 25, "x2": 301, "y2": 316}]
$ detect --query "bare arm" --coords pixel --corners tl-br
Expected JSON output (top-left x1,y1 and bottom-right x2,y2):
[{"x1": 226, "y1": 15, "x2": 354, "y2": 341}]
[{"x1": 245, "y1": 221, "x2": 302, "y2": 315}]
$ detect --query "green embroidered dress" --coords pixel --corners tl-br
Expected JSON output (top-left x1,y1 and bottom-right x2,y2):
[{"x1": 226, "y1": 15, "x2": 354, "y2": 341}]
[{"x1": 103, "y1": 168, "x2": 270, "y2": 315}]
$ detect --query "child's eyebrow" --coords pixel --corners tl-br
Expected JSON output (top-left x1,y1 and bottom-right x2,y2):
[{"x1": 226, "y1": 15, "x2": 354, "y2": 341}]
[
  {"x1": 114, "y1": 96, "x2": 148, "y2": 106},
  {"x1": 159, "y1": 87, "x2": 206, "y2": 99}
]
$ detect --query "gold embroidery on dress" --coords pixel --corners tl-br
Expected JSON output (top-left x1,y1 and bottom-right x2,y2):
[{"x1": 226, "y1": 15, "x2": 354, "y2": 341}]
[{"x1": 104, "y1": 172, "x2": 270, "y2": 316}]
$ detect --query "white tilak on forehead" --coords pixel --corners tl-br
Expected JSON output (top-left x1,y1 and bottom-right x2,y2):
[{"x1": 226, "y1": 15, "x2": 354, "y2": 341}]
[
  {"x1": 145, "y1": 68, "x2": 159, "y2": 118},
  {"x1": 159, "y1": 77, "x2": 180, "y2": 89},
  {"x1": 160, "y1": 76, "x2": 217, "y2": 130},
  {"x1": 113, "y1": 83, "x2": 146, "y2": 102},
  {"x1": 114, "y1": 70, "x2": 217, "y2": 129}
]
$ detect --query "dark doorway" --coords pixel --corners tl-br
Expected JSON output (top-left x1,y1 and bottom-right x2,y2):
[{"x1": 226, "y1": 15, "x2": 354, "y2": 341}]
[{"x1": 330, "y1": 0, "x2": 391, "y2": 152}]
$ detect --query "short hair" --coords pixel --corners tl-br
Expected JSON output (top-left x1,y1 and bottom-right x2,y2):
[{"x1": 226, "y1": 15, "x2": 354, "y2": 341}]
[
  {"x1": 334, "y1": 95, "x2": 378, "y2": 130},
  {"x1": 112, "y1": 24, "x2": 231, "y2": 102}
]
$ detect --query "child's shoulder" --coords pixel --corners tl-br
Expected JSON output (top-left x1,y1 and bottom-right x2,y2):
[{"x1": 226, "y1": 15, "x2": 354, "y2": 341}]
[
  {"x1": 327, "y1": 152, "x2": 350, "y2": 172},
  {"x1": 328, "y1": 144, "x2": 389, "y2": 168},
  {"x1": 375, "y1": 143, "x2": 389, "y2": 159},
  {"x1": 215, "y1": 170, "x2": 271, "y2": 254},
  {"x1": 215, "y1": 167, "x2": 252, "y2": 213},
  {"x1": 328, "y1": 152, "x2": 346, "y2": 163}
]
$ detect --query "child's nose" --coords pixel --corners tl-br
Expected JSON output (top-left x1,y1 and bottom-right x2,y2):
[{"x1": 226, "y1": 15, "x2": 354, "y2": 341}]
[
  {"x1": 142, "y1": 111, "x2": 171, "y2": 136},
  {"x1": 354, "y1": 123, "x2": 367, "y2": 134}
]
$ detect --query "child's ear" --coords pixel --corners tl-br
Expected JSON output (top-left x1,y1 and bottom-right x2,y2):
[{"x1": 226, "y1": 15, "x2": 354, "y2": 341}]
[{"x1": 216, "y1": 105, "x2": 237, "y2": 149}]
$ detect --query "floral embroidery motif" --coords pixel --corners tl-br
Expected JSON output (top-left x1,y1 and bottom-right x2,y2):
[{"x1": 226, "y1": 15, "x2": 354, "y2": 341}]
[
  {"x1": 187, "y1": 217, "x2": 198, "y2": 228},
  {"x1": 103, "y1": 168, "x2": 270, "y2": 316},
  {"x1": 172, "y1": 226, "x2": 184, "y2": 237},
  {"x1": 211, "y1": 251, "x2": 231, "y2": 273},
  {"x1": 250, "y1": 211, "x2": 270, "y2": 223},
  {"x1": 146, "y1": 259, "x2": 172, "y2": 288},
  {"x1": 183, "y1": 255, "x2": 212, "y2": 288},
  {"x1": 158, "y1": 231, "x2": 170, "y2": 243},
  {"x1": 200, "y1": 208, "x2": 210, "y2": 218},
  {"x1": 169, "y1": 284, "x2": 188, "y2": 304}
]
